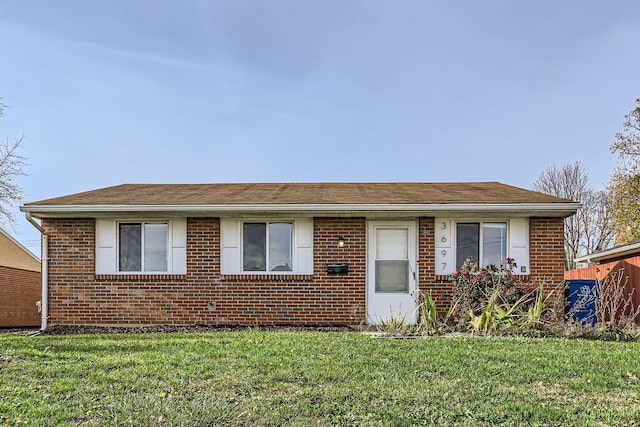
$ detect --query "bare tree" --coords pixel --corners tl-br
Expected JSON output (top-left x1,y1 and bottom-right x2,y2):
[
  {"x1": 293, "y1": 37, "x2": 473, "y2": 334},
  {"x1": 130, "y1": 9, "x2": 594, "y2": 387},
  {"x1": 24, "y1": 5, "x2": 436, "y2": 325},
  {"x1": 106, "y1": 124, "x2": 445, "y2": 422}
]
[
  {"x1": 0, "y1": 99, "x2": 27, "y2": 225},
  {"x1": 578, "y1": 188, "x2": 615, "y2": 254},
  {"x1": 533, "y1": 162, "x2": 614, "y2": 270}
]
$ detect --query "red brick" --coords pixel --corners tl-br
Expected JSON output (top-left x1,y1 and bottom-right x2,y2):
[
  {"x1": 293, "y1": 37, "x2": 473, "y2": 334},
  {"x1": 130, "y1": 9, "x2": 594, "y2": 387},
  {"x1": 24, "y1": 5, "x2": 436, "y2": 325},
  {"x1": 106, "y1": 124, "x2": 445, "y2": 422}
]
[
  {"x1": 42, "y1": 216, "x2": 566, "y2": 325},
  {"x1": 0, "y1": 266, "x2": 41, "y2": 327}
]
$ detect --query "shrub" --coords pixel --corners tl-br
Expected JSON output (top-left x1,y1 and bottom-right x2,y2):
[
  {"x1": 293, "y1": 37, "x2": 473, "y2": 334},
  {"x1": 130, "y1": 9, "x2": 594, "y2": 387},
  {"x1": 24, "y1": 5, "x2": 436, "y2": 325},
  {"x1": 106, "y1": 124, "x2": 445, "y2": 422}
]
[
  {"x1": 375, "y1": 262, "x2": 640, "y2": 341},
  {"x1": 447, "y1": 257, "x2": 563, "y2": 335},
  {"x1": 449, "y1": 258, "x2": 525, "y2": 320}
]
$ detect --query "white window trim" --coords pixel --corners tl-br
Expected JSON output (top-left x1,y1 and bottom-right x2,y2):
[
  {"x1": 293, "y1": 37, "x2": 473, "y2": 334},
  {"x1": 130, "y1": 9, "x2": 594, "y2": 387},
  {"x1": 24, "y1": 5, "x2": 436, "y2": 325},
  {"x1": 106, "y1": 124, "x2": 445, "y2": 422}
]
[
  {"x1": 220, "y1": 217, "x2": 313, "y2": 275},
  {"x1": 434, "y1": 217, "x2": 529, "y2": 276},
  {"x1": 453, "y1": 220, "x2": 508, "y2": 269},
  {"x1": 96, "y1": 218, "x2": 187, "y2": 275},
  {"x1": 241, "y1": 220, "x2": 295, "y2": 274},
  {"x1": 117, "y1": 220, "x2": 172, "y2": 274}
]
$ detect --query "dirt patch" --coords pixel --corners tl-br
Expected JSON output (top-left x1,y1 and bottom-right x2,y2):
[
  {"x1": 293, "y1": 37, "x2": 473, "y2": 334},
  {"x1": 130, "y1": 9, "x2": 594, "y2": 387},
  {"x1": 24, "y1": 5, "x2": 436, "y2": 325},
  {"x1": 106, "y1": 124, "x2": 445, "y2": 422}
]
[{"x1": 39, "y1": 324, "x2": 354, "y2": 335}]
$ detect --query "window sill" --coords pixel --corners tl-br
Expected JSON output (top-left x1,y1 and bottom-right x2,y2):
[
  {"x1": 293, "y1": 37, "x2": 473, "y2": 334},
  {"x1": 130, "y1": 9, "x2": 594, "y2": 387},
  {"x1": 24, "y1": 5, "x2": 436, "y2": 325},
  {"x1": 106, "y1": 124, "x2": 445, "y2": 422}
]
[
  {"x1": 221, "y1": 274, "x2": 314, "y2": 282},
  {"x1": 96, "y1": 273, "x2": 187, "y2": 281}
]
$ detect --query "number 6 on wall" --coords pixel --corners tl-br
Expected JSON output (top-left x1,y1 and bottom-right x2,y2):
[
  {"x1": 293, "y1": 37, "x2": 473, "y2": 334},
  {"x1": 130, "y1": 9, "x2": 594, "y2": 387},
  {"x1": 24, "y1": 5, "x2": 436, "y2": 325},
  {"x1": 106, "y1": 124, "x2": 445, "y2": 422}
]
[{"x1": 435, "y1": 218, "x2": 454, "y2": 275}]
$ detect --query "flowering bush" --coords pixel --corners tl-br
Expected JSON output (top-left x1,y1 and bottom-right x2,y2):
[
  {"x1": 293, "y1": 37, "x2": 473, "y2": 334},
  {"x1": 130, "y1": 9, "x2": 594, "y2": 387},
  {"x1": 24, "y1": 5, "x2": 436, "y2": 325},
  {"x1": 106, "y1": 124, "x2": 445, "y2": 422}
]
[{"x1": 449, "y1": 257, "x2": 526, "y2": 320}]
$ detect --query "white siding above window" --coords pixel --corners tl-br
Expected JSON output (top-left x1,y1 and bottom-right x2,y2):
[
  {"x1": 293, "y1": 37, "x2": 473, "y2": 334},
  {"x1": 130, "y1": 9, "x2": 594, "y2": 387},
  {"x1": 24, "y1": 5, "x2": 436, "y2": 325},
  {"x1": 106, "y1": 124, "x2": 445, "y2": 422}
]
[
  {"x1": 171, "y1": 219, "x2": 187, "y2": 274},
  {"x1": 95, "y1": 218, "x2": 186, "y2": 274},
  {"x1": 220, "y1": 218, "x2": 313, "y2": 275},
  {"x1": 508, "y1": 218, "x2": 530, "y2": 274},
  {"x1": 434, "y1": 219, "x2": 454, "y2": 275},
  {"x1": 295, "y1": 218, "x2": 313, "y2": 275},
  {"x1": 96, "y1": 219, "x2": 116, "y2": 274},
  {"x1": 434, "y1": 217, "x2": 530, "y2": 275},
  {"x1": 220, "y1": 219, "x2": 242, "y2": 274}
]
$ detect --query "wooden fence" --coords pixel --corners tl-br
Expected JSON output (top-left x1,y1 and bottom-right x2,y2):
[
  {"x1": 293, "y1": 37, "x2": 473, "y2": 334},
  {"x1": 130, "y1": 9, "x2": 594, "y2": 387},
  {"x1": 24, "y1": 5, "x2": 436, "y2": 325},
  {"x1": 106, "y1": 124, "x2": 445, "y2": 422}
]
[{"x1": 564, "y1": 255, "x2": 640, "y2": 321}]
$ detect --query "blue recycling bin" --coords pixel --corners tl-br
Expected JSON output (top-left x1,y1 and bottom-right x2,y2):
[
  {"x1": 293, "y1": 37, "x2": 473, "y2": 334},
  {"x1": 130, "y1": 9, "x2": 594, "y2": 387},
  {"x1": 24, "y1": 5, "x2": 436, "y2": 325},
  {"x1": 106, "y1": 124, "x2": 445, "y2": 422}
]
[{"x1": 565, "y1": 279, "x2": 598, "y2": 326}]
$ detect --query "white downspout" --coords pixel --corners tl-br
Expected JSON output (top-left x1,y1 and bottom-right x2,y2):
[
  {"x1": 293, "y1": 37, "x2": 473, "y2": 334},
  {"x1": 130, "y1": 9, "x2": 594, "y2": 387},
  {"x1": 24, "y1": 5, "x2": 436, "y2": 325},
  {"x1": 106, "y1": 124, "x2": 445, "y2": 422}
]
[{"x1": 25, "y1": 212, "x2": 48, "y2": 331}]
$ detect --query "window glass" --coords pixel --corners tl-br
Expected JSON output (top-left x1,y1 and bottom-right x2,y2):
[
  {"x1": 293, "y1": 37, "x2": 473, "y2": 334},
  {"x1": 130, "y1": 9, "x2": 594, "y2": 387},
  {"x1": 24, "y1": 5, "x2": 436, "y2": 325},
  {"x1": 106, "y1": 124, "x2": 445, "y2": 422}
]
[
  {"x1": 456, "y1": 223, "x2": 479, "y2": 269},
  {"x1": 375, "y1": 260, "x2": 409, "y2": 292},
  {"x1": 269, "y1": 223, "x2": 293, "y2": 271},
  {"x1": 376, "y1": 228, "x2": 407, "y2": 259},
  {"x1": 456, "y1": 222, "x2": 508, "y2": 269},
  {"x1": 118, "y1": 222, "x2": 169, "y2": 272},
  {"x1": 375, "y1": 228, "x2": 409, "y2": 292},
  {"x1": 119, "y1": 223, "x2": 141, "y2": 271},
  {"x1": 243, "y1": 223, "x2": 266, "y2": 271},
  {"x1": 144, "y1": 223, "x2": 168, "y2": 271},
  {"x1": 242, "y1": 222, "x2": 294, "y2": 272},
  {"x1": 482, "y1": 223, "x2": 507, "y2": 267}
]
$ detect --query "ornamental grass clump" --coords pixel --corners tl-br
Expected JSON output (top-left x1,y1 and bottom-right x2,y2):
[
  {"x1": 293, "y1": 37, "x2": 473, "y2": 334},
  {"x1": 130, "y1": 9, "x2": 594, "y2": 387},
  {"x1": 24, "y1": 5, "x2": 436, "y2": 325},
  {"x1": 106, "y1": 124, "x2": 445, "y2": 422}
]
[
  {"x1": 377, "y1": 313, "x2": 412, "y2": 336},
  {"x1": 376, "y1": 291, "x2": 448, "y2": 337}
]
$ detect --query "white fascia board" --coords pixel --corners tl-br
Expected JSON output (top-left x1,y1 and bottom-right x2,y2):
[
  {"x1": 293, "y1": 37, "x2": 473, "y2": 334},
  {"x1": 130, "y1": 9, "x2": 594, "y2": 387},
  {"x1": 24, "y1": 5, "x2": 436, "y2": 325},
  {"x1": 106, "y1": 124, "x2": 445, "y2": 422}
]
[
  {"x1": 21, "y1": 202, "x2": 582, "y2": 217},
  {"x1": 574, "y1": 242, "x2": 640, "y2": 264}
]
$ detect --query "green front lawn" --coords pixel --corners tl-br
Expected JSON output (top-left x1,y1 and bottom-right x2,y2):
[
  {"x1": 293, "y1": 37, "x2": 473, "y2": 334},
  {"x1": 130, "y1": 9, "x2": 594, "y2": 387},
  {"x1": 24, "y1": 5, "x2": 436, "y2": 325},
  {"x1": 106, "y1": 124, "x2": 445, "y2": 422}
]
[{"x1": 1, "y1": 330, "x2": 639, "y2": 426}]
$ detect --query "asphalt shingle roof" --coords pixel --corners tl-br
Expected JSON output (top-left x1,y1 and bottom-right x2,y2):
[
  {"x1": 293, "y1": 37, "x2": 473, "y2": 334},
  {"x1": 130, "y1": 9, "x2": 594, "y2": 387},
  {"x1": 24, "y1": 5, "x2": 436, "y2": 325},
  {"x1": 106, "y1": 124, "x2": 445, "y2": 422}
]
[{"x1": 25, "y1": 182, "x2": 574, "y2": 206}]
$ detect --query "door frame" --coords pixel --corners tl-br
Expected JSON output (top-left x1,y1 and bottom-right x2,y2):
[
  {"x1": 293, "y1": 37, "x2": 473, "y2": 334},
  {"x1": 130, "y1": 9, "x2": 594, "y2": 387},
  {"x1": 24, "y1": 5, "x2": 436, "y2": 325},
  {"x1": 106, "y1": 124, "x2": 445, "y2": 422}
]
[{"x1": 366, "y1": 219, "x2": 418, "y2": 324}]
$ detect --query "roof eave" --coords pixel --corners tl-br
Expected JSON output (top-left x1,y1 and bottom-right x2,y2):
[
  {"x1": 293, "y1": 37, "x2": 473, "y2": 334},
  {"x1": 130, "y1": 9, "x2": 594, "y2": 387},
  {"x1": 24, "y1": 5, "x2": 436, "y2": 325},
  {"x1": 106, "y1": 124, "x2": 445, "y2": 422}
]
[
  {"x1": 21, "y1": 202, "x2": 582, "y2": 218},
  {"x1": 574, "y1": 242, "x2": 640, "y2": 264}
]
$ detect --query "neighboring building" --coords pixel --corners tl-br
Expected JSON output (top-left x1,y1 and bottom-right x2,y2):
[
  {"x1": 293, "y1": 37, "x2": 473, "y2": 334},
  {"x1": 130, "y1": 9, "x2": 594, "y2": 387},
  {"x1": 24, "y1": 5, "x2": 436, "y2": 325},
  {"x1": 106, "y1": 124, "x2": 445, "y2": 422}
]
[
  {"x1": 566, "y1": 242, "x2": 640, "y2": 316},
  {"x1": 0, "y1": 227, "x2": 41, "y2": 327},
  {"x1": 21, "y1": 182, "x2": 579, "y2": 328}
]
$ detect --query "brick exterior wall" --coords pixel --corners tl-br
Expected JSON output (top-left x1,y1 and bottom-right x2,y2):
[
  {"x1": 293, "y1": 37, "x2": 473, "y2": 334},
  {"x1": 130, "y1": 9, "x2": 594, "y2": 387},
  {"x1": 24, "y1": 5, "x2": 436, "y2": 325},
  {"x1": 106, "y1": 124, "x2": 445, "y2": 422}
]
[
  {"x1": 42, "y1": 216, "x2": 566, "y2": 326},
  {"x1": 43, "y1": 217, "x2": 367, "y2": 326},
  {"x1": 529, "y1": 217, "x2": 567, "y2": 311},
  {"x1": 418, "y1": 217, "x2": 566, "y2": 314},
  {"x1": 0, "y1": 265, "x2": 41, "y2": 327}
]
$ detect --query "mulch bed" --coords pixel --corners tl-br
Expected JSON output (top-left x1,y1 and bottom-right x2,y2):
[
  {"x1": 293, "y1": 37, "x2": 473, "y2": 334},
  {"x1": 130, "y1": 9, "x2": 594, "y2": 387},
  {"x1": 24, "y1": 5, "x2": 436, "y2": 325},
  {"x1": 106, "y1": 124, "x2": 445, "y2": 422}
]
[{"x1": 37, "y1": 324, "x2": 355, "y2": 335}]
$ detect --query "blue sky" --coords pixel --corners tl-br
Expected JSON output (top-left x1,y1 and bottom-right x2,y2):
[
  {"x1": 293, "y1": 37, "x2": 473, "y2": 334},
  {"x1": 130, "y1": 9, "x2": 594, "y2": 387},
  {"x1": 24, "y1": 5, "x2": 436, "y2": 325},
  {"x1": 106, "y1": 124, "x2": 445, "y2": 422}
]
[{"x1": 1, "y1": 1, "x2": 639, "y2": 253}]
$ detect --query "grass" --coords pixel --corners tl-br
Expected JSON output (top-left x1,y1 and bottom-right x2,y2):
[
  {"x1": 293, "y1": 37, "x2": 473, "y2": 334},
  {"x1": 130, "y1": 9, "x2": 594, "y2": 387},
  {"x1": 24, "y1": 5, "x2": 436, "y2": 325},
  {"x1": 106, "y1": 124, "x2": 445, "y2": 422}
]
[{"x1": 1, "y1": 330, "x2": 640, "y2": 426}]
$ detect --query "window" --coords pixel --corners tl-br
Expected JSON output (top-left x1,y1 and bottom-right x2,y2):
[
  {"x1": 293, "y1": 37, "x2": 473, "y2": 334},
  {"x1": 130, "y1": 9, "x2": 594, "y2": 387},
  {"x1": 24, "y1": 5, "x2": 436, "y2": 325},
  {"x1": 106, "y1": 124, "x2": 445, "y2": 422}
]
[
  {"x1": 118, "y1": 222, "x2": 169, "y2": 272},
  {"x1": 242, "y1": 222, "x2": 293, "y2": 272},
  {"x1": 220, "y1": 218, "x2": 312, "y2": 275},
  {"x1": 374, "y1": 228, "x2": 409, "y2": 293},
  {"x1": 456, "y1": 222, "x2": 507, "y2": 269},
  {"x1": 96, "y1": 219, "x2": 185, "y2": 275},
  {"x1": 435, "y1": 218, "x2": 528, "y2": 276}
]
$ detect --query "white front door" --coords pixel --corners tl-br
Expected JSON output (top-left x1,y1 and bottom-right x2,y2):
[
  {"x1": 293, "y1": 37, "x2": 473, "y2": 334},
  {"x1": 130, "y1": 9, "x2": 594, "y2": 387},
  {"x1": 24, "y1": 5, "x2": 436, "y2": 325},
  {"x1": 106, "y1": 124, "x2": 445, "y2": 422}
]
[{"x1": 367, "y1": 220, "x2": 417, "y2": 324}]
